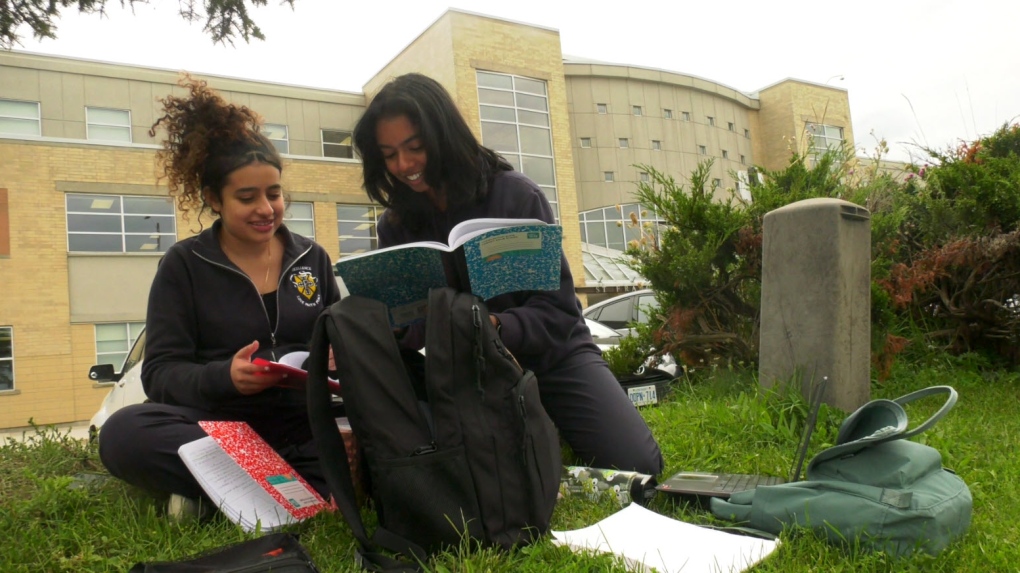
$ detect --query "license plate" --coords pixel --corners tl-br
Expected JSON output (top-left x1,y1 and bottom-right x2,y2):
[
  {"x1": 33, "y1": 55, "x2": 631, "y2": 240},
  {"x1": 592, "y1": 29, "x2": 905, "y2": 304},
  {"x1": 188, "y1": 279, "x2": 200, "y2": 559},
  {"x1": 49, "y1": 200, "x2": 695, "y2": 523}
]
[{"x1": 627, "y1": 384, "x2": 658, "y2": 407}]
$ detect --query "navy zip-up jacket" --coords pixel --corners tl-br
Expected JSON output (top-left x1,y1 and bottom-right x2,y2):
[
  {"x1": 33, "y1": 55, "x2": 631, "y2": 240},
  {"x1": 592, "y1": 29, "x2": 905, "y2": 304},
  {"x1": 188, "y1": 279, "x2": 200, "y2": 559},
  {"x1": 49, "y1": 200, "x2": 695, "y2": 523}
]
[{"x1": 141, "y1": 220, "x2": 341, "y2": 421}]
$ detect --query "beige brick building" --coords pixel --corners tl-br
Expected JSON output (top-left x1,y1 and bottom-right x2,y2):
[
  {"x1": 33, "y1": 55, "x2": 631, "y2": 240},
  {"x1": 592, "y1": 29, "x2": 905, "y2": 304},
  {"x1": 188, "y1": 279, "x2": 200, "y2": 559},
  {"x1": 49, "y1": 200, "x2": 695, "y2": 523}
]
[{"x1": 0, "y1": 9, "x2": 857, "y2": 429}]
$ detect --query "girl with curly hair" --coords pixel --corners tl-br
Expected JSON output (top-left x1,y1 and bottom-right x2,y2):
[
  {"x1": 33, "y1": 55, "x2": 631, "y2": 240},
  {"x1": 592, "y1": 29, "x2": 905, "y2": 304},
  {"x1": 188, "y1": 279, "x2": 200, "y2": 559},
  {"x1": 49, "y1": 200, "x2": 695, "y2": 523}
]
[
  {"x1": 352, "y1": 73, "x2": 662, "y2": 475},
  {"x1": 99, "y1": 77, "x2": 342, "y2": 516}
]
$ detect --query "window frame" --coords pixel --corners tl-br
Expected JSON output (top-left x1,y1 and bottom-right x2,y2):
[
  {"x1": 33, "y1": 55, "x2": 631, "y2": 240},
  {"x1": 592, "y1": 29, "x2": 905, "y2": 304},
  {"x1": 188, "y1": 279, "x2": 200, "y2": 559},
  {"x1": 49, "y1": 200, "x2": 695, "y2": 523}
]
[
  {"x1": 681, "y1": 111, "x2": 691, "y2": 122},
  {"x1": 580, "y1": 137, "x2": 592, "y2": 148},
  {"x1": 65, "y1": 193, "x2": 177, "y2": 254},
  {"x1": 651, "y1": 140, "x2": 661, "y2": 151},
  {"x1": 699, "y1": 145, "x2": 707, "y2": 155},
  {"x1": 284, "y1": 201, "x2": 316, "y2": 240},
  {"x1": 85, "y1": 106, "x2": 132, "y2": 143},
  {"x1": 476, "y1": 70, "x2": 560, "y2": 221},
  {"x1": 632, "y1": 105, "x2": 643, "y2": 116},
  {"x1": 604, "y1": 171, "x2": 615, "y2": 183},
  {"x1": 337, "y1": 204, "x2": 382, "y2": 258},
  {"x1": 618, "y1": 138, "x2": 629, "y2": 149},
  {"x1": 806, "y1": 122, "x2": 845, "y2": 159},
  {"x1": 0, "y1": 98, "x2": 41, "y2": 136},
  {"x1": 94, "y1": 322, "x2": 145, "y2": 371},
  {"x1": 728, "y1": 121, "x2": 736, "y2": 132},
  {"x1": 663, "y1": 109, "x2": 673, "y2": 119},
  {"x1": 264, "y1": 123, "x2": 290, "y2": 154},
  {"x1": 0, "y1": 326, "x2": 12, "y2": 392},
  {"x1": 579, "y1": 203, "x2": 666, "y2": 253},
  {"x1": 321, "y1": 128, "x2": 354, "y2": 159},
  {"x1": 707, "y1": 116, "x2": 715, "y2": 127},
  {"x1": 596, "y1": 103, "x2": 608, "y2": 114}
]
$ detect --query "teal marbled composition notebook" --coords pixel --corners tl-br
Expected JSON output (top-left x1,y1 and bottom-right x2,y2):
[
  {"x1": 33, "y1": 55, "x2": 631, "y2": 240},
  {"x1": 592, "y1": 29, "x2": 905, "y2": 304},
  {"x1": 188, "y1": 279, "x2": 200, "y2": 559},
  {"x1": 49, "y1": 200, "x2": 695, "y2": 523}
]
[{"x1": 335, "y1": 218, "x2": 562, "y2": 326}]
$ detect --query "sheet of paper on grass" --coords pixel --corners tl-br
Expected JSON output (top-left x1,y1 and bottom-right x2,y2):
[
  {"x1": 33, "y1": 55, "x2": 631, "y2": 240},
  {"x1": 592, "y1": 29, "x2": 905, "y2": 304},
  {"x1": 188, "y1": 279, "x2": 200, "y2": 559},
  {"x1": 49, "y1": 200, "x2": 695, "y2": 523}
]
[{"x1": 551, "y1": 503, "x2": 779, "y2": 573}]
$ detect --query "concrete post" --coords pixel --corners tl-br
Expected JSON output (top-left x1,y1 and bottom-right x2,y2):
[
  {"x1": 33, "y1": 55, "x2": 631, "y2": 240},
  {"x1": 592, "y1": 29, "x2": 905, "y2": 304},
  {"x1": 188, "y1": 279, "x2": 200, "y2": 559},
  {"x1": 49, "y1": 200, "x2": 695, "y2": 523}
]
[{"x1": 758, "y1": 198, "x2": 871, "y2": 412}]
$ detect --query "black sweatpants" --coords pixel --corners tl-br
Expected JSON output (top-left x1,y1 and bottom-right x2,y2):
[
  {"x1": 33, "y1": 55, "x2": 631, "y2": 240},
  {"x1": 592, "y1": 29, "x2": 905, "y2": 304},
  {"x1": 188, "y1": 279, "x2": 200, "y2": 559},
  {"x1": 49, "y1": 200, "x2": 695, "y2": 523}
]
[
  {"x1": 536, "y1": 347, "x2": 664, "y2": 476},
  {"x1": 98, "y1": 403, "x2": 331, "y2": 500}
]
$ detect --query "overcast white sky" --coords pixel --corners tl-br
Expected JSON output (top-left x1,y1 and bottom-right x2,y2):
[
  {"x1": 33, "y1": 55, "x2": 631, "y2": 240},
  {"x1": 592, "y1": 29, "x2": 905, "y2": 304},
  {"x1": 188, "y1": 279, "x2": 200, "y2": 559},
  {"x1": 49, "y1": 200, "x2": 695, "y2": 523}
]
[{"x1": 12, "y1": 0, "x2": 1020, "y2": 163}]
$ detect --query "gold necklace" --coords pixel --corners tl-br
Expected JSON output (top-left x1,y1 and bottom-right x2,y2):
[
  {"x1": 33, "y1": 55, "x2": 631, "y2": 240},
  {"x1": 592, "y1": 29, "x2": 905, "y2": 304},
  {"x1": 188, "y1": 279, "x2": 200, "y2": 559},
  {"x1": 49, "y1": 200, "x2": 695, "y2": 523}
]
[{"x1": 263, "y1": 239, "x2": 272, "y2": 289}]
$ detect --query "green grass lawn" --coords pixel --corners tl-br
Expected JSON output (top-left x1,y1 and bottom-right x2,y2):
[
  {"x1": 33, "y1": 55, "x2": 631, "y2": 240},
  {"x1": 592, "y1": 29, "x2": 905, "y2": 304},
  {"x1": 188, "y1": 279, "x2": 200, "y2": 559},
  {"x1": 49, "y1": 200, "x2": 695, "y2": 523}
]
[{"x1": 2, "y1": 358, "x2": 1016, "y2": 572}]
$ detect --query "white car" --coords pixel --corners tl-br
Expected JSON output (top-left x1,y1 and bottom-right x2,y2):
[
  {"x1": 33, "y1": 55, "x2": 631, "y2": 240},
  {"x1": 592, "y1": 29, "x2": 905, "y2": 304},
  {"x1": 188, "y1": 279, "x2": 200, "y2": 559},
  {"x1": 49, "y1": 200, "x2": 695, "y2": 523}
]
[
  {"x1": 88, "y1": 328, "x2": 147, "y2": 439},
  {"x1": 585, "y1": 317, "x2": 676, "y2": 377},
  {"x1": 583, "y1": 289, "x2": 659, "y2": 336},
  {"x1": 88, "y1": 316, "x2": 672, "y2": 438}
]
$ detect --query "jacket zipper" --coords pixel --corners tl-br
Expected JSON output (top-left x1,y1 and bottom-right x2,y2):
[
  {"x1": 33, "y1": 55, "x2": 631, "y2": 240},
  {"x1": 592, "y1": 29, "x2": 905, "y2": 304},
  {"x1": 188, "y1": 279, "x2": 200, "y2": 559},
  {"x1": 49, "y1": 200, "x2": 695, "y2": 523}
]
[{"x1": 194, "y1": 243, "x2": 313, "y2": 360}]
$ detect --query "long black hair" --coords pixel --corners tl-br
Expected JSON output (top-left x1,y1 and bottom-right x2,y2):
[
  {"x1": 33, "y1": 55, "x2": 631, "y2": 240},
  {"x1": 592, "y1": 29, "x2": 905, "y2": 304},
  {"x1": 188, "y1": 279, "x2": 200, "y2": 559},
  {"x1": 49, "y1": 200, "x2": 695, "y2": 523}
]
[{"x1": 353, "y1": 73, "x2": 511, "y2": 232}]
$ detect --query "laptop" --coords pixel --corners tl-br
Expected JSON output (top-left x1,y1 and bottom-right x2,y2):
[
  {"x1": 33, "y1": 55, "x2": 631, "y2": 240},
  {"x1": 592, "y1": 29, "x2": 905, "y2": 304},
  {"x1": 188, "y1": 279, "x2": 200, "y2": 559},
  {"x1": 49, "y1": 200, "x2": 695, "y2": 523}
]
[{"x1": 656, "y1": 376, "x2": 827, "y2": 502}]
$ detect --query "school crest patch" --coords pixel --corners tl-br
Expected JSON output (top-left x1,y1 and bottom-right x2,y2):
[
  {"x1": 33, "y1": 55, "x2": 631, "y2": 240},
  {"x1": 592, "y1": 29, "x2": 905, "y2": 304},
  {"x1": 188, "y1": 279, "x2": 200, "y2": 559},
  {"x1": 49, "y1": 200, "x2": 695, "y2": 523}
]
[{"x1": 290, "y1": 270, "x2": 319, "y2": 301}]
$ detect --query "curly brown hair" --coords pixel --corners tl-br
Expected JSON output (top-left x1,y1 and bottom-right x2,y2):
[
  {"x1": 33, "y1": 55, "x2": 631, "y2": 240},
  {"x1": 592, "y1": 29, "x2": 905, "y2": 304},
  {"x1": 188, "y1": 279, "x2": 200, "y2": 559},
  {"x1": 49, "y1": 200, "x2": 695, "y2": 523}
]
[{"x1": 149, "y1": 75, "x2": 282, "y2": 221}]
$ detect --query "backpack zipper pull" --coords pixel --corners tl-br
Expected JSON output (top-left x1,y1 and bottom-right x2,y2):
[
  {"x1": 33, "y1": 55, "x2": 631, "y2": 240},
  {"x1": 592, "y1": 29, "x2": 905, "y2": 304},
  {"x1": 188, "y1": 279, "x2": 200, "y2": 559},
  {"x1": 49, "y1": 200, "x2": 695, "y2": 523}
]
[
  {"x1": 471, "y1": 305, "x2": 485, "y2": 397},
  {"x1": 411, "y1": 442, "x2": 437, "y2": 456}
]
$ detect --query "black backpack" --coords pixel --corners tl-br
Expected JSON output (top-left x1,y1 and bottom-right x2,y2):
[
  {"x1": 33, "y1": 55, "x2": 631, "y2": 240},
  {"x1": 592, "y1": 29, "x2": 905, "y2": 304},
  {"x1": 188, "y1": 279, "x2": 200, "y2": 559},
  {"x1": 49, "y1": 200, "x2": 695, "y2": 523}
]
[{"x1": 306, "y1": 287, "x2": 562, "y2": 571}]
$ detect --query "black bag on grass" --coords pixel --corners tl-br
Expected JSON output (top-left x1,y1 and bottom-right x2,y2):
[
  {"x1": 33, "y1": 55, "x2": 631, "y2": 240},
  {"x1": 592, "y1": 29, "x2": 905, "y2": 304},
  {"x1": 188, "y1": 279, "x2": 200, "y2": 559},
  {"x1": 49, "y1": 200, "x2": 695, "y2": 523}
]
[
  {"x1": 127, "y1": 532, "x2": 320, "y2": 572},
  {"x1": 307, "y1": 287, "x2": 561, "y2": 570}
]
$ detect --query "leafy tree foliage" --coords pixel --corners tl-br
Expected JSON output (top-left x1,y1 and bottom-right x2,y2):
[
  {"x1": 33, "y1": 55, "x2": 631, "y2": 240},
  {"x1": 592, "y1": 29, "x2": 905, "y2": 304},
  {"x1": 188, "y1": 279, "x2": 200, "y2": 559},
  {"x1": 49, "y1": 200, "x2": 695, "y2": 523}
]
[
  {"x1": 0, "y1": 0, "x2": 294, "y2": 49},
  {"x1": 625, "y1": 123, "x2": 1020, "y2": 379}
]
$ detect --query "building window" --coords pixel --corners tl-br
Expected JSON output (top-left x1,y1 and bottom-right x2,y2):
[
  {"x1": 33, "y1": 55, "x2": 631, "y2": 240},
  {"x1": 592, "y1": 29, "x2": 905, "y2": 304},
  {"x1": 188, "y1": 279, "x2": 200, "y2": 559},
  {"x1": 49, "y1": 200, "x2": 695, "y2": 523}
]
[
  {"x1": 707, "y1": 116, "x2": 715, "y2": 127},
  {"x1": 722, "y1": 150, "x2": 729, "y2": 160},
  {"x1": 579, "y1": 204, "x2": 666, "y2": 252},
  {"x1": 639, "y1": 172, "x2": 651, "y2": 183},
  {"x1": 263, "y1": 123, "x2": 289, "y2": 154},
  {"x1": 596, "y1": 103, "x2": 608, "y2": 114},
  {"x1": 712, "y1": 178, "x2": 722, "y2": 189},
  {"x1": 322, "y1": 129, "x2": 354, "y2": 159},
  {"x1": 681, "y1": 111, "x2": 691, "y2": 121},
  {"x1": 619, "y1": 138, "x2": 629, "y2": 148},
  {"x1": 744, "y1": 128, "x2": 751, "y2": 139},
  {"x1": 740, "y1": 154, "x2": 746, "y2": 165},
  {"x1": 0, "y1": 326, "x2": 12, "y2": 391},
  {"x1": 728, "y1": 122, "x2": 735, "y2": 132},
  {"x1": 806, "y1": 122, "x2": 845, "y2": 158},
  {"x1": 604, "y1": 172, "x2": 615, "y2": 182},
  {"x1": 632, "y1": 106, "x2": 643, "y2": 116},
  {"x1": 0, "y1": 99, "x2": 41, "y2": 136},
  {"x1": 699, "y1": 145, "x2": 707, "y2": 155},
  {"x1": 285, "y1": 201, "x2": 315, "y2": 240},
  {"x1": 663, "y1": 109, "x2": 673, "y2": 119},
  {"x1": 337, "y1": 204, "x2": 381, "y2": 257},
  {"x1": 580, "y1": 137, "x2": 592, "y2": 148},
  {"x1": 95, "y1": 322, "x2": 144, "y2": 370},
  {"x1": 477, "y1": 70, "x2": 559, "y2": 219},
  {"x1": 86, "y1": 107, "x2": 131, "y2": 142},
  {"x1": 651, "y1": 140, "x2": 661, "y2": 151},
  {"x1": 66, "y1": 194, "x2": 176, "y2": 253}
]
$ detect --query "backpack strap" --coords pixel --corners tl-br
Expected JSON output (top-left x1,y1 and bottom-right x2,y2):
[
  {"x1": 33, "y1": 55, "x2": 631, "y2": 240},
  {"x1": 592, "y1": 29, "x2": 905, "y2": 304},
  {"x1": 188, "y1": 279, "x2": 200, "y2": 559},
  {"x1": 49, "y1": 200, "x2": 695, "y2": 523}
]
[
  {"x1": 306, "y1": 303, "x2": 427, "y2": 572},
  {"x1": 894, "y1": 386, "x2": 958, "y2": 440}
]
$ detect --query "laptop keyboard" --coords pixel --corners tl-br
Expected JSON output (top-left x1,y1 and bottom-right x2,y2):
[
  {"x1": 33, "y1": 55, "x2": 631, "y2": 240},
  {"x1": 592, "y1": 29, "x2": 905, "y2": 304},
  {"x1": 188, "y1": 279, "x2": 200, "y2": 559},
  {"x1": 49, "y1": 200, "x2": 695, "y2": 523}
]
[{"x1": 713, "y1": 473, "x2": 783, "y2": 493}]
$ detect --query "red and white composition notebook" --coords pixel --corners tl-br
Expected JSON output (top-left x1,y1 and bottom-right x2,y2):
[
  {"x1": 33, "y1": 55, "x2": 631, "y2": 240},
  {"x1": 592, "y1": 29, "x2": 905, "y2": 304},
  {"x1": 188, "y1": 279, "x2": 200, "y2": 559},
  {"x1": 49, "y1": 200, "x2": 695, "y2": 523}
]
[{"x1": 177, "y1": 420, "x2": 329, "y2": 532}]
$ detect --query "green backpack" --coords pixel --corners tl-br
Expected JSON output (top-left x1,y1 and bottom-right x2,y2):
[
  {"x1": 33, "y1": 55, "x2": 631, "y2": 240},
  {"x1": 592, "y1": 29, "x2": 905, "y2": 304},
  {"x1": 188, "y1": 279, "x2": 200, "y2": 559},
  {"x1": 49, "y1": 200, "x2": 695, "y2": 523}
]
[{"x1": 711, "y1": 386, "x2": 971, "y2": 557}]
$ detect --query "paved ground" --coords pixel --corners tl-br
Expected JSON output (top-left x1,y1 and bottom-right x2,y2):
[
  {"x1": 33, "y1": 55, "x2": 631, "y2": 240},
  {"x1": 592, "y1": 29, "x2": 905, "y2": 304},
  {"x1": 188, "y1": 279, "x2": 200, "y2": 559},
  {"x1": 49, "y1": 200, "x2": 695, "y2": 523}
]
[{"x1": 0, "y1": 421, "x2": 92, "y2": 442}]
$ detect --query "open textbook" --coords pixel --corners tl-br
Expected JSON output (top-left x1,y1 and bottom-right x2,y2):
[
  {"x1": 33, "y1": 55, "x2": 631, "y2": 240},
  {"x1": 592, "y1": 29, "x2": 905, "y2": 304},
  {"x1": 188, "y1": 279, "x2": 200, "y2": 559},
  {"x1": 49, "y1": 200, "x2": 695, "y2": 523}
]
[
  {"x1": 178, "y1": 421, "x2": 329, "y2": 532},
  {"x1": 551, "y1": 503, "x2": 779, "y2": 573},
  {"x1": 334, "y1": 218, "x2": 563, "y2": 326},
  {"x1": 253, "y1": 351, "x2": 340, "y2": 394}
]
